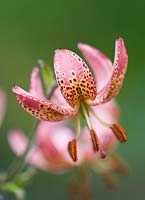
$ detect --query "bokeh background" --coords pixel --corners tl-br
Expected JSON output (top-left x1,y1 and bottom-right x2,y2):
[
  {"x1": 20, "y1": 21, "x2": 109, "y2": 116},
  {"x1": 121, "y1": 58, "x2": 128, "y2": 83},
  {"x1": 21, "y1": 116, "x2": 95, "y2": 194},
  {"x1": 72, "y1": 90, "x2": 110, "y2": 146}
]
[{"x1": 0, "y1": 0, "x2": 145, "y2": 199}]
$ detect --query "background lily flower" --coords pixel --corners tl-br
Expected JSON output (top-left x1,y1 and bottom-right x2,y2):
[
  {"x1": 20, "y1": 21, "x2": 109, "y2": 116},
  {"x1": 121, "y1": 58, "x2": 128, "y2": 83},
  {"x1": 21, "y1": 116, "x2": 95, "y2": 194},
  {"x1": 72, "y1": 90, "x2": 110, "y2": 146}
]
[
  {"x1": 0, "y1": 88, "x2": 6, "y2": 127},
  {"x1": 8, "y1": 121, "x2": 76, "y2": 172},
  {"x1": 12, "y1": 38, "x2": 128, "y2": 161},
  {"x1": 8, "y1": 99, "x2": 119, "y2": 172}
]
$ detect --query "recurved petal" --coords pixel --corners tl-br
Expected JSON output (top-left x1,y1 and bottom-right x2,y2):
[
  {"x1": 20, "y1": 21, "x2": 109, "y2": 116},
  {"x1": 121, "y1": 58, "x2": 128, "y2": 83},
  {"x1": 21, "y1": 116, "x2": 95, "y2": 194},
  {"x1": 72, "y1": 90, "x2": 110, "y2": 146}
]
[
  {"x1": 29, "y1": 68, "x2": 44, "y2": 98},
  {"x1": 8, "y1": 129, "x2": 28, "y2": 156},
  {"x1": 88, "y1": 38, "x2": 128, "y2": 106},
  {"x1": 12, "y1": 86, "x2": 76, "y2": 122},
  {"x1": 54, "y1": 49, "x2": 97, "y2": 108},
  {"x1": 78, "y1": 43, "x2": 112, "y2": 91}
]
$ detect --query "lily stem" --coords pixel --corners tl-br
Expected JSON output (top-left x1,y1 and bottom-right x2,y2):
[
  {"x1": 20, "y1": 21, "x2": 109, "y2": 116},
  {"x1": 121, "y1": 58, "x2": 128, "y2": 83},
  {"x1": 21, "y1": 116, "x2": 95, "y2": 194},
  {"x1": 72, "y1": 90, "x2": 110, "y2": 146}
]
[
  {"x1": 2, "y1": 75, "x2": 57, "y2": 184},
  {"x1": 4, "y1": 119, "x2": 39, "y2": 182}
]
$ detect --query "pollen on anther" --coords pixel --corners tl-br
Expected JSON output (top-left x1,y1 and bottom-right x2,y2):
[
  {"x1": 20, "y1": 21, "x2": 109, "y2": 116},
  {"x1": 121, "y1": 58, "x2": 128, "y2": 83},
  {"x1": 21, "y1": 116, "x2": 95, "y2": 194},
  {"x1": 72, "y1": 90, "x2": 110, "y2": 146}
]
[
  {"x1": 90, "y1": 129, "x2": 99, "y2": 152},
  {"x1": 68, "y1": 139, "x2": 77, "y2": 162},
  {"x1": 110, "y1": 124, "x2": 127, "y2": 143}
]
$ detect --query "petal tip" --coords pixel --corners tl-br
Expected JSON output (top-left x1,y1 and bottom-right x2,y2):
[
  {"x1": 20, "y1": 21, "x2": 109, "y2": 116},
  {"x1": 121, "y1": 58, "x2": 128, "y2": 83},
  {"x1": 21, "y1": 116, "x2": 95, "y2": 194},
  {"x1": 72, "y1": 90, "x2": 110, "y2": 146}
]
[
  {"x1": 116, "y1": 37, "x2": 128, "y2": 57},
  {"x1": 55, "y1": 49, "x2": 59, "y2": 53},
  {"x1": 32, "y1": 67, "x2": 39, "y2": 74},
  {"x1": 12, "y1": 86, "x2": 25, "y2": 96},
  {"x1": 12, "y1": 86, "x2": 19, "y2": 93},
  {"x1": 77, "y1": 42, "x2": 84, "y2": 48}
]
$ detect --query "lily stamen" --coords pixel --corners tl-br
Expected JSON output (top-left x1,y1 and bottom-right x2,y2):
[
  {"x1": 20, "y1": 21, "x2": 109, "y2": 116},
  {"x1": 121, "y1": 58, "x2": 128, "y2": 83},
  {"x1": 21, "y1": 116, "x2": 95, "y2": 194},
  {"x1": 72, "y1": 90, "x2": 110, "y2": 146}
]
[
  {"x1": 81, "y1": 103, "x2": 92, "y2": 130},
  {"x1": 67, "y1": 114, "x2": 80, "y2": 162},
  {"x1": 110, "y1": 124, "x2": 127, "y2": 142},
  {"x1": 89, "y1": 107, "x2": 128, "y2": 143},
  {"x1": 90, "y1": 129, "x2": 99, "y2": 152},
  {"x1": 81, "y1": 103, "x2": 106, "y2": 158},
  {"x1": 68, "y1": 139, "x2": 77, "y2": 162},
  {"x1": 75, "y1": 114, "x2": 81, "y2": 139}
]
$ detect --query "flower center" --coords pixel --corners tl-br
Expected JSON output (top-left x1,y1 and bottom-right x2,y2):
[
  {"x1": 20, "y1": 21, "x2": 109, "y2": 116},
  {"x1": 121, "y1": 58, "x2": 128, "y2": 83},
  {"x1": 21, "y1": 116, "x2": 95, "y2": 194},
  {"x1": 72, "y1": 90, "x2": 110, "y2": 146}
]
[
  {"x1": 80, "y1": 103, "x2": 106, "y2": 158},
  {"x1": 68, "y1": 102, "x2": 127, "y2": 162},
  {"x1": 68, "y1": 103, "x2": 106, "y2": 162}
]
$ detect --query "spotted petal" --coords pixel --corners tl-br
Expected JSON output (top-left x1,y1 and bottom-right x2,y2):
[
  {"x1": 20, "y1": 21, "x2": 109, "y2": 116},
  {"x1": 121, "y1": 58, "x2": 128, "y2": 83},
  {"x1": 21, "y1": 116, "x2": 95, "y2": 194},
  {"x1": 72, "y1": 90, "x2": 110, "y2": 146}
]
[
  {"x1": 88, "y1": 38, "x2": 128, "y2": 105},
  {"x1": 12, "y1": 86, "x2": 76, "y2": 122},
  {"x1": 54, "y1": 49, "x2": 97, "y2": 108},
  {"x1": 78, "y1": 42, "x2": 112, "y2": 92},
  {"x1": 50, "y1": 87, "x2": 71, "y2": 107}
]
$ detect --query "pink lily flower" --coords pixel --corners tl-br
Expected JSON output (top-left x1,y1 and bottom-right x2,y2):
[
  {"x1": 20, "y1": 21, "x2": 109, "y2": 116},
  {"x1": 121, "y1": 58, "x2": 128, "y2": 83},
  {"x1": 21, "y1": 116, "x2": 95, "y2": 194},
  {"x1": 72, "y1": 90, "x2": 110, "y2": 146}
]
[
  {"x1": 12, "y1": 38, "x2": 128, "y2": 161},
  {"x1": 9, "y1": 67, "x2": 122, "y2": 173},
  {"x1": 0, "y1": 88, "x2": 6, "y2": 127}
]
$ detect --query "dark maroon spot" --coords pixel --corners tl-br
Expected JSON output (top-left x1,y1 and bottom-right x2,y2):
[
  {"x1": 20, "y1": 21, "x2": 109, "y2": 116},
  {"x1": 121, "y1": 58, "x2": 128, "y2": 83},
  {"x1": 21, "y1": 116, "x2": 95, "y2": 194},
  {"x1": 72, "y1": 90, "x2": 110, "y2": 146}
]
[
  {"x1": 83, "y1": 63, "x2": 87, "y2": 68},
  {"x1": 81, "y1": 80, "x2": 85, "y2": 83},
  {"x1": 71, "y1": 71, "x2": 75, "y2": 76},
  {"x1": 80, "y1": 83, "x2": 85, "y2": 87}
]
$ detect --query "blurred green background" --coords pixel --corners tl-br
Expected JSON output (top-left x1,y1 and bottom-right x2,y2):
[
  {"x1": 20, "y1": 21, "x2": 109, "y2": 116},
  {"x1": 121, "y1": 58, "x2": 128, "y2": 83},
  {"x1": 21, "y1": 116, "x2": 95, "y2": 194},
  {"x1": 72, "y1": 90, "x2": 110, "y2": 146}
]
[{"x1": 0, "y1": 0, "x2": 145, "y2": 199}]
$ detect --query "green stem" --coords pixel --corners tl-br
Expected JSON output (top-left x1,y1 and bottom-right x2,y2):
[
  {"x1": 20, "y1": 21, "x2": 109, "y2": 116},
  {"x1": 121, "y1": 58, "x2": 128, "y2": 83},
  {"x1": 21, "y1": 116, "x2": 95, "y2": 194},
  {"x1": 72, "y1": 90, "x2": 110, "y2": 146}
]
[
  {"x1": 5, "y1": 120, "x2": 39, "y2": 182},
  {"x1": 1, "y1": 79, "x2": 57, "y2": 184}
]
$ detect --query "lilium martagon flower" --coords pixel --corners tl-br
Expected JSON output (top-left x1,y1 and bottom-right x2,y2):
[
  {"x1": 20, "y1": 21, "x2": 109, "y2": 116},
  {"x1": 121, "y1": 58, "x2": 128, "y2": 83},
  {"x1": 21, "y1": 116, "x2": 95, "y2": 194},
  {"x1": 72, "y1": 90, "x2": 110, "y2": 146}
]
[{"x1": 12, "y1": 37, "x2": 128, "y2": 162}]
